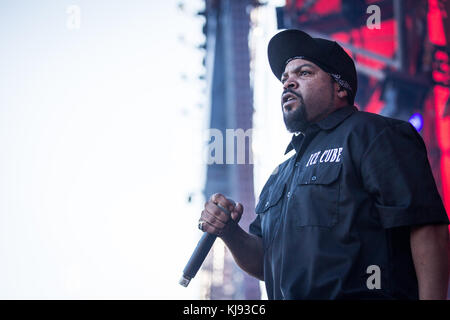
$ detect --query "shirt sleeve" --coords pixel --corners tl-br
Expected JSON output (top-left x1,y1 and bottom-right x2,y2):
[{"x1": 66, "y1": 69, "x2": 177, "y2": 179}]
[
  {"x1": 249, "y1": 214, "x2": 262, "y2": 237},
  {"x1": 361, "y1": 121, "x2": 449, "y2": 228},
  {"x1": 249, "y1": 165, "x2": 281, "y2": 237}
]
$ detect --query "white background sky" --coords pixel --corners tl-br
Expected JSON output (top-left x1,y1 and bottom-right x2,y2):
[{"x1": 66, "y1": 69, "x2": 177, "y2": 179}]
[
  {"x1": 0, "y1": 0, "x2": 209, "y2": 299},
  {"x1": 0, "y1": 0, "x2": 288, "y2": 299}
]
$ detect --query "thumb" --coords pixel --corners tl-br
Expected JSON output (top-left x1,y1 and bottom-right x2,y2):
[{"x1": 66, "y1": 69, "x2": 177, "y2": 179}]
[{"x1": 230, "y1": 202, "x2": 243, "y2": 222}]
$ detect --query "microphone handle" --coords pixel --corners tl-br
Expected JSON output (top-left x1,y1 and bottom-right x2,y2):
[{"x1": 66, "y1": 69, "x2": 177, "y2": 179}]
[
  {"x1": 179, "y1": 201, "x2": 234, "y2": 287},
  {"x1": 180, "y1": 232, "x2": 217, "y2": 285}
]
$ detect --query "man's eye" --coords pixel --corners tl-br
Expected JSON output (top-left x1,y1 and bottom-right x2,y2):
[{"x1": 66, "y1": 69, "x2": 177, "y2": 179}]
[{"x1": 300, "y1": 70, "x2": 311, "y2": 76}]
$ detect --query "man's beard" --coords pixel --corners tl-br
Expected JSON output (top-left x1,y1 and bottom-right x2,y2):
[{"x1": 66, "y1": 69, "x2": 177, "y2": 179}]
[{"x1": 282, "y1": 90, "x2": 310, "y2": 133}]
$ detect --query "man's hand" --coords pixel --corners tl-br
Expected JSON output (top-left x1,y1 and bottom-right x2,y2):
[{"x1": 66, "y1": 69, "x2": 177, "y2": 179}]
[
  {"x1": 198, "y1": 193, "x2": 264, "y2": 280},
  {"x1": 200, "y1": 193, "x2": 244, "y2": 238}
]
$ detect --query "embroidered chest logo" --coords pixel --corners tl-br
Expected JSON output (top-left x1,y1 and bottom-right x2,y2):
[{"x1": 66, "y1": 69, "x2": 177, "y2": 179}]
[{"x1": 305, "y1": 147, "x2": 343, "y2": 167}]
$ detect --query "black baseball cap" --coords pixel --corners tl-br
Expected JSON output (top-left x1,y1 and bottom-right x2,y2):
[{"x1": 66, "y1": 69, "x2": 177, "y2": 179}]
[{"x1": 268, "y1": 29, "x2": 357, "y2": 104}]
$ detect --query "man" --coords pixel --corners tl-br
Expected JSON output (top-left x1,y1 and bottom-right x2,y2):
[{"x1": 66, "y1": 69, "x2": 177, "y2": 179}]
[{"x1": 199, "y1": 29, "x2": 450, "y2": 299}]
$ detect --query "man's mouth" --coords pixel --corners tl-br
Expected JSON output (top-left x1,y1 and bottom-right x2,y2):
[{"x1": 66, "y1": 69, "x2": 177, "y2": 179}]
[{"x1": 282, "y1": 92, "x2": 298, "y2": 110}]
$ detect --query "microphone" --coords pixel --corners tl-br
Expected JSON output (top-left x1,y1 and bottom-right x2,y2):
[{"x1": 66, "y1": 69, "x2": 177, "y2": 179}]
[{"x1": 179, "y1": 200, "x2": 235, "y2": 287}]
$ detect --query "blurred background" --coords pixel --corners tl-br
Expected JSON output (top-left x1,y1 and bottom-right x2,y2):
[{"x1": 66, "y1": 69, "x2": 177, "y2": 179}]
[{"x1": 0, "y1": 0, "x2": 449, "y2": 299}]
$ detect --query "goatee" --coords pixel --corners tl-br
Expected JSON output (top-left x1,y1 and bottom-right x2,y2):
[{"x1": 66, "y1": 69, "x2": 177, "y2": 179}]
[{"x1": 282, "y1": 91, "x2": 310, "y2": 133}]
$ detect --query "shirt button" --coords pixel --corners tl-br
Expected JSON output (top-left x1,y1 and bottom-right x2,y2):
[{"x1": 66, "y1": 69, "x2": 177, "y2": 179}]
[
  {"x1": 265, "y1": 201, "x2": 269, "y2": 207},
  {"x1": 295, "y1": 162, "x2": 300, "y2": 167},
  {"x1": 287, "y1": 191, "x2": 291, "y2": 198},
  {"x1": 311, "y1": 176, "x2": 317, "y2": 181}
]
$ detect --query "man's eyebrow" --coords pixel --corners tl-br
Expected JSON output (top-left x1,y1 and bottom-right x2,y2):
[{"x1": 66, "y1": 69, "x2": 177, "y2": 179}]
[{"x1": 281, "y1": 63, "x2": 315, "y2": 79}]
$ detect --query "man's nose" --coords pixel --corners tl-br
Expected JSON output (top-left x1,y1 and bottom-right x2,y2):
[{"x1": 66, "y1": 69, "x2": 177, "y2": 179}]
[{"x1": 283, "y1": 78, "x2": 298, "y2": 90}]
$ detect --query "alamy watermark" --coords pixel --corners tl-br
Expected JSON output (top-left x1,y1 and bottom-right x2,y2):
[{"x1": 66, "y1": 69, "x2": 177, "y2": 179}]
[
  {"x1": 205, "y1": 128, "x2": 253, "y2": 165},
  {"x1": 366, "y1": 5, "x2": 381, "y2": 30},
  {"x1": 366, "y1": 265, "x2": 381, "y2": 290},
  {"x1": 66, "y1": 5, "x2": 81, "y2": 30}
]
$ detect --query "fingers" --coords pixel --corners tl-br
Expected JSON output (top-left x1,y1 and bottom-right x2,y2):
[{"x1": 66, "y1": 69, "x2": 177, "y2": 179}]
[
  {"x1": 205, "y1": 201, "x2": 229, "y2": 224},
  {"x1": 230, "y1": 202, "x2": 243, "y2": 222},
  {"x1": 201, "y1": 209, "x2": 226, "y2": 233},
  {"x1": 199, "y1": 194, "x2": 243, "y2": 236},
  {"x1": 210, "y1": 193, "x2": 235, "y2": 214}
]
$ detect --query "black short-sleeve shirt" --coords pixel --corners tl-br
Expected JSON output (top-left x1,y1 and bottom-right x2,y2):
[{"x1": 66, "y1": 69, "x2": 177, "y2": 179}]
[{"x1": 249, "y1": 105, "x2": 449, "y2": 300}]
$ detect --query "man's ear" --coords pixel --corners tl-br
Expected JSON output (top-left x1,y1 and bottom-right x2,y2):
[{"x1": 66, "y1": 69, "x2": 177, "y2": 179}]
[{"x1": 337, "y1": 86, "x2": 348, "y2": 99}]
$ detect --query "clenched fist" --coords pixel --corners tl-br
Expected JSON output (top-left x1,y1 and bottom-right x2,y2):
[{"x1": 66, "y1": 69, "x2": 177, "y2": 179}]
[{"x1": 199, "y1": 193, "x2": 244, "y2": 238}]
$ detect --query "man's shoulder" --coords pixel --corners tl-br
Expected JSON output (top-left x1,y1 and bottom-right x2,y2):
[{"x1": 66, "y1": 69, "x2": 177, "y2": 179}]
[
  {"x1": 349, "y1": 109, "x2": 407, "y2": 129},
  {"x1": 345, "y1": 109, "x2": 415, "y2": 139}
]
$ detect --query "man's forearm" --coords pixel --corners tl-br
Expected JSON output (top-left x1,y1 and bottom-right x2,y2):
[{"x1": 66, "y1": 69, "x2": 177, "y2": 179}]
[
  {"x1": 220, "y1": 224, "x2": 264, "y2": 281},
  {"x1": 410, "y1": 224, "x2": 449, "y2": 300}
]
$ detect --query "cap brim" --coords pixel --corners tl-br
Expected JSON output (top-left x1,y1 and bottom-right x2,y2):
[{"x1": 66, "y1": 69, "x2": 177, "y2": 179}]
[{"x1": 268, "y1": 29, "x2": 323, "y2": 80}]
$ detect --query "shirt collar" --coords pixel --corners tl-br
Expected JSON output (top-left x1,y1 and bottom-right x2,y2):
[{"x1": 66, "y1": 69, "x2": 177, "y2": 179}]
[
  {"x1": 315, "y1": 105, "x2": 357, "y2": 130},
  {"x1": 284, "y1": 105, "x2": 357, "y2": 155},
  {"x1": 284, "y1": 132, "x2": 305, "y2": 155}
]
